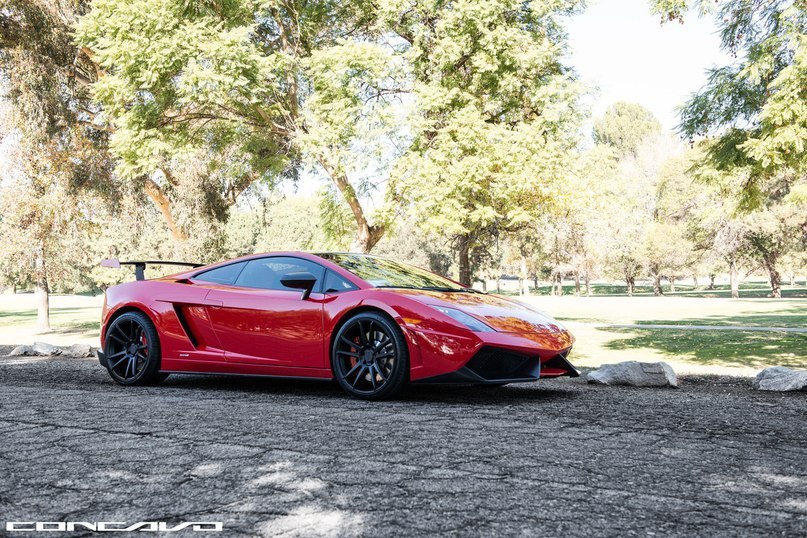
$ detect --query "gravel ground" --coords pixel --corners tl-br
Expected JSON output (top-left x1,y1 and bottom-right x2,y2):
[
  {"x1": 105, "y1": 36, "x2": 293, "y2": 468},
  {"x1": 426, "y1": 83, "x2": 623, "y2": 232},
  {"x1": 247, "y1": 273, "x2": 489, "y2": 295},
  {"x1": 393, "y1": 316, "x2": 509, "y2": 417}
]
[{"x1": 0, "y1": 350, "x2": 805, "y2": 537}]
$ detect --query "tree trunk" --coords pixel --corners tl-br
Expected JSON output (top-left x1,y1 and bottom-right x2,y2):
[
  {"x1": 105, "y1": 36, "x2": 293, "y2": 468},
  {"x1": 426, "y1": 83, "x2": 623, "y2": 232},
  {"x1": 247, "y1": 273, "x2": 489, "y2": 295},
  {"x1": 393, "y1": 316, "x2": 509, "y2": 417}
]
[
  {"x1": 763, "y1": 255, "x2": 782, "y2": 298},
  {"x1": 34, "y1": 246, "x2": 50, "y2": 332},
  {"x1": 574, "y1": 271, "x2": 581, "y2": 296},
  {"x1": 457, "y1": 234, "x2": 471, "y2": 287},
  {"x1": 584, "y1": 271, "x2": 591, "y2": 296},
  {"x1": 318, "y1": 155, "x2": 384, "y2": 252},
  {"x1": 668, "y1": 276, "x2": 675, "y2": 294},
  {"x1": 519, "y1": 255, "x2": 529, "y2": 296},
  {"x1": 144, "y1": 178, "x2": 187, "y2": 242},
  {"x1": 729, "y1": 259, "x2": 740, "y2": 299},
  {"x1": 789, "y1": 273, "x2": 795, "y2": 287},
  {"x1": 553, "y1": 272, "x2": 563, "y2": 296},
  {"x1": 692, "y1": 274, "x2": 698, "y2": 288},
  {"x1": 496, "y1": 278, "x2": 501, "y2": 294},
  {"x1": 533, "y1": 274, "x2": 538, "y2": 291},
  {"x1": 708, "y1": 274, "x2": 716, "y2": 290},
  {"x1": 625, "y1": 274, "x2": 634, "y2": 297},
  {"x1": 480, "y1": 279, "x2": 487, "y2": 292},
  {"x1": 652, "y1": 273, "x2": 663, "y2": 296}
]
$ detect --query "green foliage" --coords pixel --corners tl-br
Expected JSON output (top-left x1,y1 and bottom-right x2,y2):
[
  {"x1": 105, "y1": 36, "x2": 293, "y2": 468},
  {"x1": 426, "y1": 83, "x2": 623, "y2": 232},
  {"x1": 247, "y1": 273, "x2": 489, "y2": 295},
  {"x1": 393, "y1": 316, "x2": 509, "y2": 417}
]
[
  {"x1": 317, "y1": 186, "x2": 358, "y2": 247},
  {"x1": 389, "y1": 0, "x2": 584, "y2": 283},
  {"x1": 77, "y1": 0, "x2": 400, "y2": 250},
  {"x1": 76, "y1": 0, "x2": 296, "y2": 227},
  {"x1": 593, "y1": 102, "x2": 662, "y2": 156},
  {"x1": 0, "y1": 132, "x2": 101, "y2": 294},
  {"x1": 222, "y1": 194, "x2": 353, "y2": 256},
  {"x1": 650, "y1": 0, "x2": 807, "y2": 204},
  {"x1": 642, "y1": 222, "x2": 693, "y2": 275}
]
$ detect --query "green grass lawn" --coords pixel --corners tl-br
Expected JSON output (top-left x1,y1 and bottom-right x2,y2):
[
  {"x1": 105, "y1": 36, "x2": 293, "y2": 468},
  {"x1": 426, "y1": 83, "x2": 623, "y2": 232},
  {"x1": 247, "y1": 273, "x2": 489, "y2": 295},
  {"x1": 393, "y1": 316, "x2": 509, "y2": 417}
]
[
  {"x1": 524, "y1": 295, "x2": 807, "y2": 328},
  {"x1": 516, "y1": 294, "x2": 807, "y2": 371},
  {"x1": 0, "y1": 294, "x2": 102, "y2": 346},
  {"x1": 564, "y1": 324, "x2": 806, "y2": 370}
]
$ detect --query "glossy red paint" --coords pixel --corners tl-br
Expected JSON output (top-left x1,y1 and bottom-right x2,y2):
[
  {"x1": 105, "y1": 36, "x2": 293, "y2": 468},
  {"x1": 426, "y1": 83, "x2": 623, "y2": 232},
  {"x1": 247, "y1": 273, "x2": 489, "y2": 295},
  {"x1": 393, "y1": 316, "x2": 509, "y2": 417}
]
[{"x1": 100, "y1": 252, "x2": 577, "y2": 384}]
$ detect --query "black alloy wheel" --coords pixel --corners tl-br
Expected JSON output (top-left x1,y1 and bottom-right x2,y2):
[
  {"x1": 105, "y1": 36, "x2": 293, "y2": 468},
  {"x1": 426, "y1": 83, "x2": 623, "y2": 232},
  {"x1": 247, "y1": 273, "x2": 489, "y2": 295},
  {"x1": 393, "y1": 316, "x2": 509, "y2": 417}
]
[
  {"x1": 104, "y1": 311, "x2": 167, "y2": 385},
  {"x1": 332, "y1": 312, "x2": 409, "y2": 400}
]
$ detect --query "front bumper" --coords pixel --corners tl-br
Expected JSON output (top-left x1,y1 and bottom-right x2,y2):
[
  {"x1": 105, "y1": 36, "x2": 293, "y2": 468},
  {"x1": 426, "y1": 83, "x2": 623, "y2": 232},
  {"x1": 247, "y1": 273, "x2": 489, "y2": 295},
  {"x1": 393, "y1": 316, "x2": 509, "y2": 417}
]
[
  {"x1": 416, "y1": 347, "x2": 578, "y2": 384},
  {"x1": 409, "y1": 327, "x2": 577, "y2": 383}
]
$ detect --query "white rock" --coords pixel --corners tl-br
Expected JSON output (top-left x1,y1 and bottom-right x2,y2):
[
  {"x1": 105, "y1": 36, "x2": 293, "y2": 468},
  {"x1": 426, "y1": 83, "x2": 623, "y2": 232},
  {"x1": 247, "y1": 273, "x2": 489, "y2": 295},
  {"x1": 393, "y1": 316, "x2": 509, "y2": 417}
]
[
  {"x1": 753, "y1": 367, "x2": 807, "y2": 392},
  {"x1": 62, "y1": 344, "x2": 93, "y2": 358},
  {"x1": 31, "y1": 341, "x2": 62, "y2": 356},
  {"x1": 586, "y1": 361, "x2": 678, "y2": 388},
  {"x1": 8, "y1": 345, "x2": 34, "y2": 356}
]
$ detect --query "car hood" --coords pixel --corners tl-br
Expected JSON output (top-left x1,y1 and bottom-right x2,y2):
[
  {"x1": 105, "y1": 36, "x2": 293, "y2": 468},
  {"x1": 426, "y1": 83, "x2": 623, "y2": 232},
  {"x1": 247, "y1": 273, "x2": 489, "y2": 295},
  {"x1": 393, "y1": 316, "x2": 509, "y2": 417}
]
[{"x1": 386, "y1": 289, "x2": 566, "y2": 334}]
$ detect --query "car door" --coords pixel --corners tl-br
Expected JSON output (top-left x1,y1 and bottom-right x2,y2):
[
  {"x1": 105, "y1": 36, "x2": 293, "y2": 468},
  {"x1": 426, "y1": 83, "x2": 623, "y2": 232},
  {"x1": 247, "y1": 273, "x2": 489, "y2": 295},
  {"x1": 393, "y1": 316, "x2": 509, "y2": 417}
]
[{"x1": 203, "y1": 256, "x2": 327, "y2": 368}]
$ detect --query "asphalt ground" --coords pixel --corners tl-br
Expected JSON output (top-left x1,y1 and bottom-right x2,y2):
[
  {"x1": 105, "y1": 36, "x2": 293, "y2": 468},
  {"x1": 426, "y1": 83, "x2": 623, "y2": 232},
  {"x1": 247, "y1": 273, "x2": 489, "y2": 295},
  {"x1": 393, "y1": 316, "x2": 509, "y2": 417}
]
[{"x1": 0, "y1": 350, "x2": 805, "y2": 537}]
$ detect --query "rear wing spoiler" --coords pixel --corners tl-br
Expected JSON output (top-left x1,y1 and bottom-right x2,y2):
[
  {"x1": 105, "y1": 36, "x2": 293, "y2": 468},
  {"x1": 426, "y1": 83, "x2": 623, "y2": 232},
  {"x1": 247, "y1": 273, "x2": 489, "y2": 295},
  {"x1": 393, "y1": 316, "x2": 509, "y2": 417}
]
[{"x1": 100, "y1": 258, "x2": 204, "y2": 281}]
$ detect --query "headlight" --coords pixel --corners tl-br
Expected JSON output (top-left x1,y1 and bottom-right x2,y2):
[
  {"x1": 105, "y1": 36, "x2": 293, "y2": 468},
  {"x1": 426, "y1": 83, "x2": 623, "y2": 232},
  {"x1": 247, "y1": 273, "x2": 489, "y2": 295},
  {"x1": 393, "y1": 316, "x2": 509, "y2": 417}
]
[{"x1": 430, "y1": 305, "x2": 494, "y2": 332}]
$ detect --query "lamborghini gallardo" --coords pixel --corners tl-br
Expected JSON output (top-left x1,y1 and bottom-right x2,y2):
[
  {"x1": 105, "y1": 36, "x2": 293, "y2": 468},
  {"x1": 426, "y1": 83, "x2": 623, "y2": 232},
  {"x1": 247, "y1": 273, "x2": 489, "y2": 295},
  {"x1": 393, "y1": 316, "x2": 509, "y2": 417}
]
[{"x1": 98, "y1": 252, "x2": 578, "y2": 399}]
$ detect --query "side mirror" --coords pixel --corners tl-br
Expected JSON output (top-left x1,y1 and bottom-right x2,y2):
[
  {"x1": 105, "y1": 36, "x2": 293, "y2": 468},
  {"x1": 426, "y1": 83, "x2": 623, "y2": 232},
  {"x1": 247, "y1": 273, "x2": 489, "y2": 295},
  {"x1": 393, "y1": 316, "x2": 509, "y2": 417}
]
[
  {"x1": 280, "y1": 272, "x2": 318, "y2": 300},
  {"x1": 100, "y1": 258, "x2": 121, "y2": 269}
]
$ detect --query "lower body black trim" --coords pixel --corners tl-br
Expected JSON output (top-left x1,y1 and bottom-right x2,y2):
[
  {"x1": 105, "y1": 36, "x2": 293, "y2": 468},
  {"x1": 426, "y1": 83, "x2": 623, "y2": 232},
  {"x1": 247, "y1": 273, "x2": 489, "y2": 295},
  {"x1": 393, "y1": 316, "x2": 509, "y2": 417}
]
[
  {"x1": 159, "y1": 370, "x2": 333, "y2": 382},
  {"x1": 97, "y1": 349, "x2": 107, "y2": 368},
  {"x1": 415, "y1": 366, "x2": 540, "y2": 384},
  {"x1": 543, "y1": 352, "x2": 580, "y2": 377}
]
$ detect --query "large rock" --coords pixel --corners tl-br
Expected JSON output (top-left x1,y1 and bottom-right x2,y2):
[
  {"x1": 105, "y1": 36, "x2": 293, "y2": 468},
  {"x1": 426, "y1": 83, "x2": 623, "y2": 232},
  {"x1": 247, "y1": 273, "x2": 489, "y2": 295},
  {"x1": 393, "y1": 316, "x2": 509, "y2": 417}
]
[
  {"x1": 32, "y1": 341, "x2": 62, "y2": 356},
  {"x1": 753, "y1": 367, "x2": 807, "y2": 392},
  {"x1": 7, "y1": 345, "x2": 34, "y2": 357},
  {"x1": 62, "y1": 343, "x2": 94, "y2": 358},
  {"x1": 586, "y1": 361, "x2": 678, "y2": 388}
]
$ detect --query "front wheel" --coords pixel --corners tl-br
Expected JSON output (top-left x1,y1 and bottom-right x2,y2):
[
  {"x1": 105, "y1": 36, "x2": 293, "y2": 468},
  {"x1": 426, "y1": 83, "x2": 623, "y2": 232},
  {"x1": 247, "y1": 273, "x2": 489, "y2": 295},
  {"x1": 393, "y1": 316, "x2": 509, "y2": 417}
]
[
  {"x1": 332, "y1": 312, "x2": 409, "y2": 400},
  {"x1": 104, "y1": 311, "x2": 166, "y2": 386}
]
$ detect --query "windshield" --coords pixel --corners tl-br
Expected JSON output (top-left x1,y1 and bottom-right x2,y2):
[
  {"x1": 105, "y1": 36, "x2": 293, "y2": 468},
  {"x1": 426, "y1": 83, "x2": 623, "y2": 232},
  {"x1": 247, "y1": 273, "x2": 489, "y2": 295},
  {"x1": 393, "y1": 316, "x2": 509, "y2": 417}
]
[{"x1": 316, "y1": 253, "x2": 465, "y2": 291}]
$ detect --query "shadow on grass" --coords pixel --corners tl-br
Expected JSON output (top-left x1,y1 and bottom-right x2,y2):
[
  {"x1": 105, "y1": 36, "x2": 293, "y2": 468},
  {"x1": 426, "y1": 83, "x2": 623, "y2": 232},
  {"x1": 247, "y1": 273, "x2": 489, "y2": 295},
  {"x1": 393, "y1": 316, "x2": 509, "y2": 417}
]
[
  {"x1": 600, "y1": 327, "x2": 806, "y2": 369},
  {"x1": 0, "y1": 307, "x2": 97, "y2": 319},
  {"x1": 0, "y1": 309, "x2": 37, "y2": 320},
  {"x1": 633, "y1": 307, "x2": 807, "y2": 328},
  {"x1": 556, "y1": 302, "x2": 807, "y2": 328}
]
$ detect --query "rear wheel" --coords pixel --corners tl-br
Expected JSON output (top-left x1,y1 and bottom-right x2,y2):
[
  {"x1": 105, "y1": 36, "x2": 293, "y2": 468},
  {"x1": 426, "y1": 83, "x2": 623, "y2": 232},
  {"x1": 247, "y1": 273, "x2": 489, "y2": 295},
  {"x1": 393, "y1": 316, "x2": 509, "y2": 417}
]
[
  {"x1": 104, "y1": 311, "x2": 166, "y2": 386},
  {"x1": 332, "y1": 312, "x2": 408, "y2": 400}
]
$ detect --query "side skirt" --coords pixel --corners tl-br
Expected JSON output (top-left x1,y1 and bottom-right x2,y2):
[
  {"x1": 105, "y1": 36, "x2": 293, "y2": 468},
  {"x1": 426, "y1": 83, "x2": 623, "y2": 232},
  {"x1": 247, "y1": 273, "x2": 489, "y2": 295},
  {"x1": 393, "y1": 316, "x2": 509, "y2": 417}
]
[{"x1": 159, "y1": 370, "x2": 334, "y2": 382}]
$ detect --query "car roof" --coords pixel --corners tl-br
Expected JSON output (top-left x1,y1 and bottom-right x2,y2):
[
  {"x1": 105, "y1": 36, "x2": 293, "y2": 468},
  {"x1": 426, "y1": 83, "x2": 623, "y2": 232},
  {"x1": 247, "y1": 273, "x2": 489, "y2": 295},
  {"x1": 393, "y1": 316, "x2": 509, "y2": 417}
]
[{"x1": 163, "y1": 251, "x2": 373, "y2": 288}]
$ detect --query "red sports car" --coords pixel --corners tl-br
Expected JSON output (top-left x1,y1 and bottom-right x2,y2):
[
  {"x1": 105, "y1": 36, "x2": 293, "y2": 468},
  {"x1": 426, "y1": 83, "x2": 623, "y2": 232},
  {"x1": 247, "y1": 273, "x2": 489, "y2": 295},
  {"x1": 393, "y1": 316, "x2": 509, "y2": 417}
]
[{"x1": 98, "y1": 252, "x2": 578, "y2": 399}]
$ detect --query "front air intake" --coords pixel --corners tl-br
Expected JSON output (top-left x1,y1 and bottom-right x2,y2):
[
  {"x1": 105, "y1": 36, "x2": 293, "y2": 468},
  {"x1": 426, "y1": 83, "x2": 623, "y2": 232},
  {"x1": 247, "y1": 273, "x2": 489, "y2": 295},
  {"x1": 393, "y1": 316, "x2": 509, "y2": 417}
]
[{"x1": 464, "y1": 348, "x2": 541, "y2": 381}]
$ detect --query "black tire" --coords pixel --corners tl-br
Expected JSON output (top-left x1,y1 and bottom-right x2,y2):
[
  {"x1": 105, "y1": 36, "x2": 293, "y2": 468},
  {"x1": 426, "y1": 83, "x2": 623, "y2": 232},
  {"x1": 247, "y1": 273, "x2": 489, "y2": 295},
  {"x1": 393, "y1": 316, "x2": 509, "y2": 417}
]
[
  {"x1": 331, "y1": 312, "x2": 409, "y2": 400},
  {"x1": 104, "y1": 311, "x2": 166, "y2": 386}
]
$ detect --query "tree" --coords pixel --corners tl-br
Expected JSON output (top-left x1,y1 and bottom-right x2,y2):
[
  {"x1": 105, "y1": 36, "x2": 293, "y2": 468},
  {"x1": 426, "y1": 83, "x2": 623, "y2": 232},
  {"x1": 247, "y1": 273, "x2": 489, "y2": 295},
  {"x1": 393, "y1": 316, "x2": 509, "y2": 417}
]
[
  {"x1": 650, "y1": 0, "x2": 806, "y2": 207},
  {"x1": 0, "y1": 0, "x2": 112, "y2": 328},
  {"x1": 387, "y1": 0, "x2": 583, "y2": 286},
  {"x1": 0, "y1": 128, "x2": 102, "y2": 329},
  {"x1": 78, "y1": 0, "x2": 404, "y2": 252},
  {"x1": 593, "y1": 102, "x2": 662, "y2": 157},
  {"x1": 587, "y1": 116, "x2": 677, "y2": 296},
  {"x1": 641, "y1": 222, "x2": 693, "y2": 295}
]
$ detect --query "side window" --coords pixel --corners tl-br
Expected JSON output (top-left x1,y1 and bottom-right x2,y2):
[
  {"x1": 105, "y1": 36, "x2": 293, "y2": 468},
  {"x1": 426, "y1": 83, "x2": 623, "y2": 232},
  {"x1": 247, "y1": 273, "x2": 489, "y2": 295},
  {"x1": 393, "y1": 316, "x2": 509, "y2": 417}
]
[
  {"x1": 235, "y1": 257, "x2": 325, "y2": 292},
  {"x1": 323, "y1": 270, "x2": 357, "y2": 294},
  {"x1": 194, "y1": 262, "x2": 246, "y2": 285}
]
